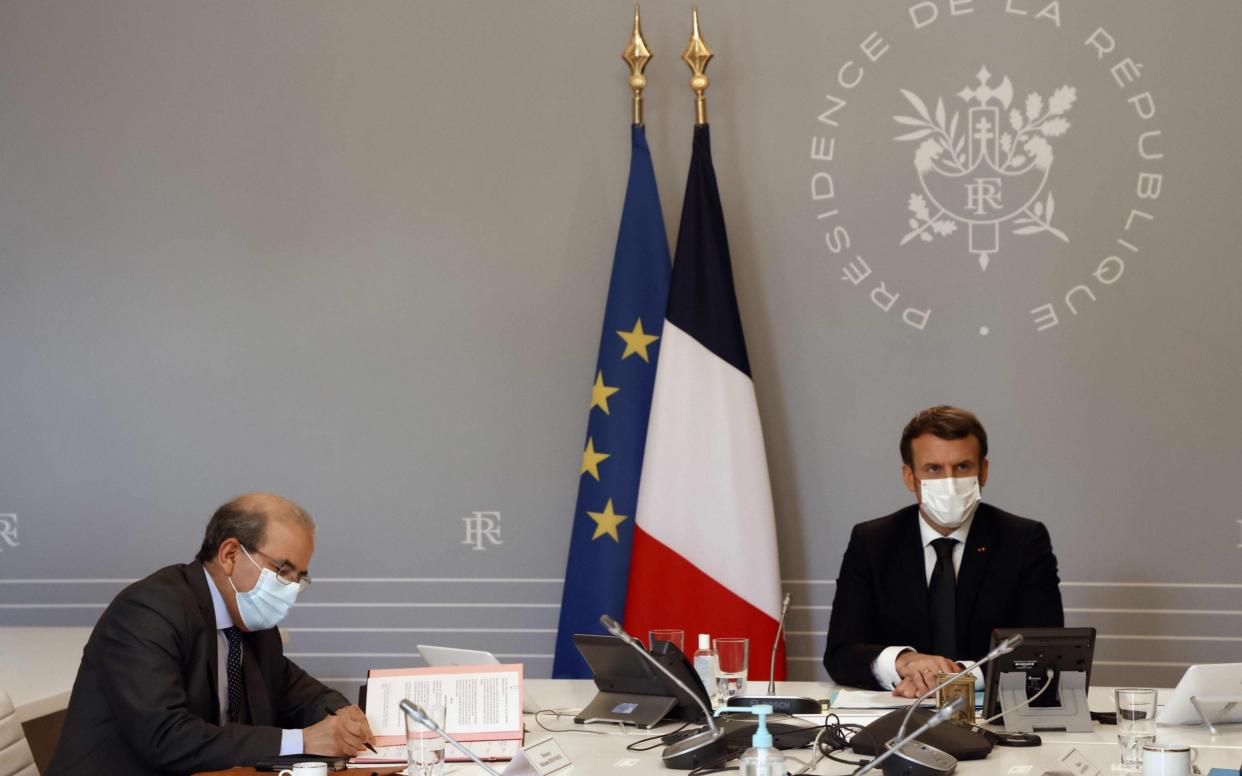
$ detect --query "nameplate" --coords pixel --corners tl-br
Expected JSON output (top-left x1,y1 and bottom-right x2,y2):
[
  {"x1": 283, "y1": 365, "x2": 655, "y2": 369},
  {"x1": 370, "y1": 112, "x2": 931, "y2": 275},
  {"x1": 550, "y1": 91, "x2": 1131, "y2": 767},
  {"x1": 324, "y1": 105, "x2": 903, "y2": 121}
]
[
  {"x1": 502, "y1": 738, "x2": 572, "y2": 776},
  {"x1": 1054, "y1": 748, "x2": 1102, "y2": 776}
]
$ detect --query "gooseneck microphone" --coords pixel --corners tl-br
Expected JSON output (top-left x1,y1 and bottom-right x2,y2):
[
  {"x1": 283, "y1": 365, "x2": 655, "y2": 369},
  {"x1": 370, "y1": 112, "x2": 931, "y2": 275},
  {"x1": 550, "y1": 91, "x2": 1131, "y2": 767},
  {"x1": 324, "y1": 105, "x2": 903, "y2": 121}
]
[
  {"x1": 855, "y1": 634, "x2": 1023, "y2": 776},
  {"x1": 769, "y1": 592, "x2": 791, "y2": 695},
  {"x1": 599, "y1": 614, "x2": 729, "y2": 769},
  {"x1": 853, "y1": 699, "x2": 965, "y2": 776},
  {"x1": 894, "y1": 633, "x2": 1024, "y2": 742},
  {"x1": 725, "y1": 593, "x2": 821, "y2": 714},
  {"x1": 398, "y1": 699, "x2": 503, "y2": 776}
]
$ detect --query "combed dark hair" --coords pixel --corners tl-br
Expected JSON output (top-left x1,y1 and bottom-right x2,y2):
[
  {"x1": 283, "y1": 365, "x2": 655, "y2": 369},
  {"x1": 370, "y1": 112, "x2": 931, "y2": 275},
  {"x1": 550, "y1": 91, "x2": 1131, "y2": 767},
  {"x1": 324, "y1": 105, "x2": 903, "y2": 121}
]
[
  {"x1": 195, "y1": 494, "x2": 315, "y2": 563},
  {"x1": 899, "y1": 406, "x2": 989, "y2": 465}
]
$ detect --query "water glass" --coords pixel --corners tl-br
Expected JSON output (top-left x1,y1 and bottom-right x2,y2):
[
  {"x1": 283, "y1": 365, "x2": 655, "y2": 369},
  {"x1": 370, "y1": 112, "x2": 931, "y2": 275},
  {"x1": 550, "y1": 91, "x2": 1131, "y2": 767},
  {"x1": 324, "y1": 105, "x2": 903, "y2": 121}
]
[
  {"x1": 1115, "y1": 688, "x2": 1158, "y2": 770},
  {"x1": 649, "y1": 629, "x2": 685, "y2": 653},
  {"x1": 405, "y1": 703, "x2": 446, "y2": 776},
  {"x1": 713, "y1": 637, "x2": 749, "y2": 702}
]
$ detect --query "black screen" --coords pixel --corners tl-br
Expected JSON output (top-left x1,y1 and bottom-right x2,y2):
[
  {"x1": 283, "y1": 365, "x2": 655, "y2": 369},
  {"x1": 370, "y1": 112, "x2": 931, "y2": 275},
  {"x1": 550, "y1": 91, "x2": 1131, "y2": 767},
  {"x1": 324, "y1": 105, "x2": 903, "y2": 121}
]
[{"x1": 982, "y1": 626, "x2": 1097, "y2": 721}]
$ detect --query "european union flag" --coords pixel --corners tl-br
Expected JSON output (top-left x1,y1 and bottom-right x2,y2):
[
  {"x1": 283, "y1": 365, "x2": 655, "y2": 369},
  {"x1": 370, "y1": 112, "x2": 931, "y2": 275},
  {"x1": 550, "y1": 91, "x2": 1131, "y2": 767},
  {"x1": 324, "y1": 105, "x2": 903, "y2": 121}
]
[{"x1": 552, "y1": 125, "x2": 671, "y2": 678}]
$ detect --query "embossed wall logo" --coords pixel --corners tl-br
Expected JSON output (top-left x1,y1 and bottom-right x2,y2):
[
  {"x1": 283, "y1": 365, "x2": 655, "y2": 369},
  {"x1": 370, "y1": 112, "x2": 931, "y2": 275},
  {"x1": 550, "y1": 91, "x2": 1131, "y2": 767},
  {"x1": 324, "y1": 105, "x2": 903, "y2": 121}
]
[
  {"x1": 0, "y1": 514, "x2": 17, "y2": 552},
  {"x1": 462, "y1": 510, "x2": 502, "y2": 551},
  {"x1": 809, "y1": 4, "x2": 1166, "y2": 336},
  {"x1": 896, "y1": 68, "x2": 1075, "y2": 270}
]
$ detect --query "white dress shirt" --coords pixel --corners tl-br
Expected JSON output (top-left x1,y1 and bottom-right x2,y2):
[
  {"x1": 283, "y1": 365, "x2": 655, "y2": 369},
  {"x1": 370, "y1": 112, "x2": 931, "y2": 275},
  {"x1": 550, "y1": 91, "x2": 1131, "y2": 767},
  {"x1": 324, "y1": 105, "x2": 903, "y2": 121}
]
[
  {"x1": 203, "y1": 568, "x2": 303, "y2": 755},
  {"x1": 870, "y1": 510, "x2": 976, "y2": 689}
]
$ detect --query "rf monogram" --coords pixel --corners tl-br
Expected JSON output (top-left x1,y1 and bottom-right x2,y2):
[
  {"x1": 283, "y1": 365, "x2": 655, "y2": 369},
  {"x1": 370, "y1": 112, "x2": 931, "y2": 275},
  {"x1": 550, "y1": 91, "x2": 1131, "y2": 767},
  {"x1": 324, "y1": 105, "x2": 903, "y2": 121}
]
[{"x1": 966, "y1": 178, "x2": 1003, "y2": 215}]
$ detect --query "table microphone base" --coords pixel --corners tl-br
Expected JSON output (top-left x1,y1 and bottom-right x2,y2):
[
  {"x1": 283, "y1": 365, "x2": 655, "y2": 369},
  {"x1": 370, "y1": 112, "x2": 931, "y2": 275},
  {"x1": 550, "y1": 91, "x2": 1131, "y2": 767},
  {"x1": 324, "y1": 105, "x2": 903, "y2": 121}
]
[
  {"x1": 725, "y1": 695, "x2": 822, "y2": 715},
  {"x1": 661, "y1": 727, "x2": 730, "y2": 770},
  {"x1": 872, "y1": 738, "x2": 958, "y2": 776}
]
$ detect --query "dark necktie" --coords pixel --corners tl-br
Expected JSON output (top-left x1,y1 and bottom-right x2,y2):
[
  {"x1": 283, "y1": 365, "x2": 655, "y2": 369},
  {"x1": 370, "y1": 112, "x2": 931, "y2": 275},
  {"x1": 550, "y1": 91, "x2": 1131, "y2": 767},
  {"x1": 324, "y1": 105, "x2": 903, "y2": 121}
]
[
  {"x1": 224, "y1": 626, "x2": 245, "y2": 723},
  {"x1": 928, "y1": 538, "x2": 959, "y2": 658}
]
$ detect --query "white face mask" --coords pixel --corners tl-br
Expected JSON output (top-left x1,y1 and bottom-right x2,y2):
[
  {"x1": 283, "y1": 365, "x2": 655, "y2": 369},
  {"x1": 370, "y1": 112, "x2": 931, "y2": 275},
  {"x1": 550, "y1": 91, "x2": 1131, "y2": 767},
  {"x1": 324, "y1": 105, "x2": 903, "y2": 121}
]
[
  {"x1": 228, "y1": 546, "x2": 299, "y2": 631},
  {"x1": 919, "y1": 476, "x2": 981, "y2": 530}
]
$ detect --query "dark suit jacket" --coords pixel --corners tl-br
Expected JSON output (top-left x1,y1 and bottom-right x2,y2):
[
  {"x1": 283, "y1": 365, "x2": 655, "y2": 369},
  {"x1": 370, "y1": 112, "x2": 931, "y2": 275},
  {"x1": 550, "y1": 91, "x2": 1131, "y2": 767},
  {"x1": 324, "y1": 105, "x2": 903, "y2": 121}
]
[
  {"x1": 47, "y1": 561, "x2": 348, "y2": 776},
  {"x1": 823, "y1": 503, "x2": 1064, "y2": 690}
]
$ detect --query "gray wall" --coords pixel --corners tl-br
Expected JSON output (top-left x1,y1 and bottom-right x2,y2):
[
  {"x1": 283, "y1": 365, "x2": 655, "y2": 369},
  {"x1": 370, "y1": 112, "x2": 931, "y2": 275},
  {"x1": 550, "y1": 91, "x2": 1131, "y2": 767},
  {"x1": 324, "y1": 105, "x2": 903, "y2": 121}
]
[{"x1": 1, "y1": 1, "x2": 1239, "y2": 698}]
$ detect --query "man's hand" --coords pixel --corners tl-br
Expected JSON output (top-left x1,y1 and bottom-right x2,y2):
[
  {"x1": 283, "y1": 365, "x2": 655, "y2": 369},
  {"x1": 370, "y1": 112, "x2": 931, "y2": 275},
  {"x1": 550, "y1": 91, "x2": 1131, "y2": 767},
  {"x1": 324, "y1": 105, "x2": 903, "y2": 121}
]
[
  {"x1": 303, "y1": 704, "x2": 377, "y2": 756},
  {"x1": 891, "y1": 651, "x2": 961, "y2": 698}
]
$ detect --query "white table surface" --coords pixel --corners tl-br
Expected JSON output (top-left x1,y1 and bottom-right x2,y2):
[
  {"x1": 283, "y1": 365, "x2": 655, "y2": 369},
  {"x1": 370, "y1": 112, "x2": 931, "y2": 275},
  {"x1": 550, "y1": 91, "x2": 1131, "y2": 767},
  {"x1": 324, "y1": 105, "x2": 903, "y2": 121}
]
[
  {"x1": 0, "y1": 626, "x2": 91, "y2": 722},
  {"x1": 449, "y1": 680, "x2": 1242, "y2": 775},
  {"x1": 4, "y1": 631, "x2": 1240, "y2": 772}
]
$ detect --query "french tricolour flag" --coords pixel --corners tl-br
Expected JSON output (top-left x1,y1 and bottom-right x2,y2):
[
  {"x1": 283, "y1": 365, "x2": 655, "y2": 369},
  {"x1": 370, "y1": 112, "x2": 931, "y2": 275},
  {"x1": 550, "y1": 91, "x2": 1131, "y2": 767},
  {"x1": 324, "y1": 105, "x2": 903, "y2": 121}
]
[{"x1": 623, "y1": 124, "x2": 785, "y2": 681}]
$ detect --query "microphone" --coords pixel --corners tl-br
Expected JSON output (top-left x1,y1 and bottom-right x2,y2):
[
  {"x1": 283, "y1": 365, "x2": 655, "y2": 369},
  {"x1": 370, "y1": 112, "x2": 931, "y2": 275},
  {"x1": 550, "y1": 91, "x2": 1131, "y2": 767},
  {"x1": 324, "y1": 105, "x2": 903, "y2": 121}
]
[
  {"x1": 853, "y1": 698, "x2": 964, "y2": 776},
  {"x1": 854, "y1": 634, "x2": 1022, "y2": 776},
  {"x1": 599, "y1": 614, "x2": 729, "y2": 770},
  {"x1": 894, "y1": 633, "x2": 1024, "y2": 742},
  {"x1": 398, "y1": 699, "x2": 503, "y2": 776},
  {"x1": 769, "y1": 593, "x2": 791, "y2": 695},
  {"x1": 725, "y1": 593, "x2": 821, "y2": 714}
]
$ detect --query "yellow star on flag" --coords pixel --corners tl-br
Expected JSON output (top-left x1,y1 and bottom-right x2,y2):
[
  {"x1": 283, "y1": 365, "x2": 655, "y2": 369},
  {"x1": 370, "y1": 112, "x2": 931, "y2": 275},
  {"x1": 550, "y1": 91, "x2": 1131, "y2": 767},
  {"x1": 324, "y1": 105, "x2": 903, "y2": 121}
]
[
  {"x1": 616, "y1": 318, "x2": 660, "y2": 362},
  {"x1": 590, "y1": 371, "x2": 620, "y2": 414},
  {"x1": 580, "y1": 437, "x2": 610, "y2": 481},
  {"x1": 587, "y1": 498, "x2": 628, "y2": 542}
]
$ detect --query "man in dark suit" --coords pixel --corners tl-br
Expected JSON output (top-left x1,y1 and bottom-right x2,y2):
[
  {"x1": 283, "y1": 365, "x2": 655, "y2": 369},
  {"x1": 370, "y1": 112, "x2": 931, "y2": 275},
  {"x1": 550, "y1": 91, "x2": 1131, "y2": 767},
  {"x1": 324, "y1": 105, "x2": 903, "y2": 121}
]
[
  {"x1": 48, "y1": 493, "x2": 376, "y2": 775},
  {"x1": 823, "y1": 407, "x2": 1064, "y2": 698}
]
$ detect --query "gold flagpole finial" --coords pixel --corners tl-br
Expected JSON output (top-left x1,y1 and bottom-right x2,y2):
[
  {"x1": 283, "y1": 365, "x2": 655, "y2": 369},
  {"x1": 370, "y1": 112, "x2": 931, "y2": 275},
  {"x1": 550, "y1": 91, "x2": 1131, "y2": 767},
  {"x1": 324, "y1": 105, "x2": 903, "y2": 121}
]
[
  {"x1": 682, "y1": 5, "x2": 713, "y2": 125},
  {"x1": 622, "y1": 4, "x2": 652, "y2": 126}
]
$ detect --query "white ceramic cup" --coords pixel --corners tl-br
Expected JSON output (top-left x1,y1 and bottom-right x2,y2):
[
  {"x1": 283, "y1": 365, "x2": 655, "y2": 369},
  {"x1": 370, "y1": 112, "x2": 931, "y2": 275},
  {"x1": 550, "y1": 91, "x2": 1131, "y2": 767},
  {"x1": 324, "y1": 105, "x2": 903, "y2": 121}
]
[
  {"x1": 1142, "y1": 742, "x2": 1198, "y2": 776},
  {"x1": 277, "y1": 763, "x2": 328, "y2": 776}
]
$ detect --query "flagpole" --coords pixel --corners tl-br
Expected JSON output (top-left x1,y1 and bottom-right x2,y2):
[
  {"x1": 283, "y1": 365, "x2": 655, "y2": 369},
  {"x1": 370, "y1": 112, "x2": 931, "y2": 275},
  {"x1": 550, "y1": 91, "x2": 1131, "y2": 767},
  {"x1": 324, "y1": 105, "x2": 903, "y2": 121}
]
[
  {"x1": 682, "y1": 6, "x2": 713, "y2": 126},
  {"x1": 622, "y1": 4, "x2": 652, "y2": 127},
  {"x1": 551, "y1": 2, "x2": 672, "y2": 680}
]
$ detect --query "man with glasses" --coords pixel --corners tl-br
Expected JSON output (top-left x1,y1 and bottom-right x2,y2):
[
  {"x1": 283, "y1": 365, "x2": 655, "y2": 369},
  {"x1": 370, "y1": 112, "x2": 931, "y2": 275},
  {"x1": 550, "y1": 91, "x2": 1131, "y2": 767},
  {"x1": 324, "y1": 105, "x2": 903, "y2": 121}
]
[{"x1": 48, "y1": 493, "x2": 376, "y2": 775}]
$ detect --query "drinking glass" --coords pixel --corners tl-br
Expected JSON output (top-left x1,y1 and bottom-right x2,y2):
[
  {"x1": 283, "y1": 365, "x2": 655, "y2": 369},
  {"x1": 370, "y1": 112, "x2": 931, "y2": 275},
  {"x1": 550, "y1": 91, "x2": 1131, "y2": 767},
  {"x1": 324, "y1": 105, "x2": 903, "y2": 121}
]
[
  {"x1": 405, "y1": 703, "x2": 446, "y2": 776},
  {"x1": 1115, "y1": 688, "x2": 1158, "y2": 770},
  {"x1": 713, "y1": 637, "x2": 749, "y2": 702},
  {"x1": 648, "y1": 629, "x2": 685, "y2": 653}
]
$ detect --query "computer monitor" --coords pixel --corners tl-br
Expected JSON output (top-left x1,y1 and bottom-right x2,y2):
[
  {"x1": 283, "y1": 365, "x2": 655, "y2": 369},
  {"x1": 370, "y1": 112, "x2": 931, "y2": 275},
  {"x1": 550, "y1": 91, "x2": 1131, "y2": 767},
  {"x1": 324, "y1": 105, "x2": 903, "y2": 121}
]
[
  {"x1": 1158, "y1": 663, "x2": 1242, "y2": 728},
  {"x1": 572, "y1": 633, "x2": 711, "y2": 725},
  {"x1": 982, "y1": 627, "x2": 1096, "y2": 732}
]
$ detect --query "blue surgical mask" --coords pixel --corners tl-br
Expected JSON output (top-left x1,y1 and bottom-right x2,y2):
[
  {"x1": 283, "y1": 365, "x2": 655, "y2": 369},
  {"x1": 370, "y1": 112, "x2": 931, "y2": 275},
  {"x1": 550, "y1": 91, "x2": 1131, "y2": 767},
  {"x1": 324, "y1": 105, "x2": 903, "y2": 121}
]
[{"x1": 228, "y1": 545, "x2": 299, "y2": 630}]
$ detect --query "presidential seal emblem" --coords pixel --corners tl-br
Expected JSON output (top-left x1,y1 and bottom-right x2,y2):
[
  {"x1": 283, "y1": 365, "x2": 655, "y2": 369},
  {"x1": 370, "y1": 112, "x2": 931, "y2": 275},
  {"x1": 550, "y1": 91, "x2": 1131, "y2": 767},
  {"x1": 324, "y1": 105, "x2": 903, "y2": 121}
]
[
  {"x1": 895, "y1": 67, "x2": 1076, "y2": 270},
  {"x1": 807, "y1": 5, "x2": 1168, "y2": 336}
]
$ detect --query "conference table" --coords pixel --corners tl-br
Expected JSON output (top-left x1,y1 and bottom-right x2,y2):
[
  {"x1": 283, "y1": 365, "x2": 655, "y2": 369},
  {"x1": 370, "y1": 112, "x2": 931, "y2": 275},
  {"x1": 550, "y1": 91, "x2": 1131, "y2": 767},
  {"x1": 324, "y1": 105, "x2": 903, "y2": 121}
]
[
  {"x1": 4, "y1": 633, "x2": 1233, "y2": 773},
  {"x1": 194, "y1": 680, "x2": 1242, "y2": 775}
]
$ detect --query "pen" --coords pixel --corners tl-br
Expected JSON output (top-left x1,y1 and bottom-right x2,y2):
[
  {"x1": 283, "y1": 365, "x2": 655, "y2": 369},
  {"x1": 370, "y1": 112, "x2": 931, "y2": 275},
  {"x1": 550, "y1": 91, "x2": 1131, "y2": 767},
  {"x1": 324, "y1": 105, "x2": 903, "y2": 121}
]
[{"x1": 324, "y1": 705, "x2": 378, "y2": 754}]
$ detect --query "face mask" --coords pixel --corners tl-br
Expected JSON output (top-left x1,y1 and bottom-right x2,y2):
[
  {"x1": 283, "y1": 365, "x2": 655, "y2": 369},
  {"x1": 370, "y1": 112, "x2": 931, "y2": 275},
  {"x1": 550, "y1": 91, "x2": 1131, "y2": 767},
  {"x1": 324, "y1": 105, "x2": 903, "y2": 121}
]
[
  {"x1": 919, "y1": 476, "x2": 981, "y2": 530},
  {"x1": 228, "y1": 545, "x2": 299, "y2": 630}
]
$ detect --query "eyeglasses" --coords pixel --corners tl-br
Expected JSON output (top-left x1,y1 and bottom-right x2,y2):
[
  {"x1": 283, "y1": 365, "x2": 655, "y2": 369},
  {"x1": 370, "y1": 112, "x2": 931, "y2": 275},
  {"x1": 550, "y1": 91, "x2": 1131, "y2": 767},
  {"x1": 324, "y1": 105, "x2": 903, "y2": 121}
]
[{"x1": 249, "y1": 547, "x2": 313, "y2": 592}]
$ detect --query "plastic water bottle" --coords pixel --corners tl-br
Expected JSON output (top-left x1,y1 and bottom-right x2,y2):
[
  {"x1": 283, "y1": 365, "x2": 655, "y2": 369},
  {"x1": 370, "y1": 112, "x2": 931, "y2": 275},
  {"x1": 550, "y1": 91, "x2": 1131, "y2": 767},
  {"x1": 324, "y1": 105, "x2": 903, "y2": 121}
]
[
  {"x1": 738, "y1": 704, "x2": 786, "y2": 776},
  {"x1": 692, "y1": 633, "x2": 718, "y2": 706}
]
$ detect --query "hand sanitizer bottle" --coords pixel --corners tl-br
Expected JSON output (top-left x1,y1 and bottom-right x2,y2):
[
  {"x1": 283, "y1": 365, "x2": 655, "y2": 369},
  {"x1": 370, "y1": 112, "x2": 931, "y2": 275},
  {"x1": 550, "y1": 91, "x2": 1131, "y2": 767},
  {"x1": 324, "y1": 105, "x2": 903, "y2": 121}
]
[
  {"x1": 739, "y1": 704, "x2": 786, "y2": 776},
  {"x1": 692, "y1": 633, "x2": 718, "y2": 706}
]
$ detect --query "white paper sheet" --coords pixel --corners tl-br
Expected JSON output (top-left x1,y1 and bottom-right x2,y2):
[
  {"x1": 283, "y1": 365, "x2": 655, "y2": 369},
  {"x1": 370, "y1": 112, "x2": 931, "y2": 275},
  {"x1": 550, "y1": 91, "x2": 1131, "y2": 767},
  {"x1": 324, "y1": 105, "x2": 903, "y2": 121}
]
[
  {"x1": 366, "y1": 666, "x2": 523, "y2": 738},
  {"x1": 831, "y1": 689, "x2": 934, "y2": 709}
]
